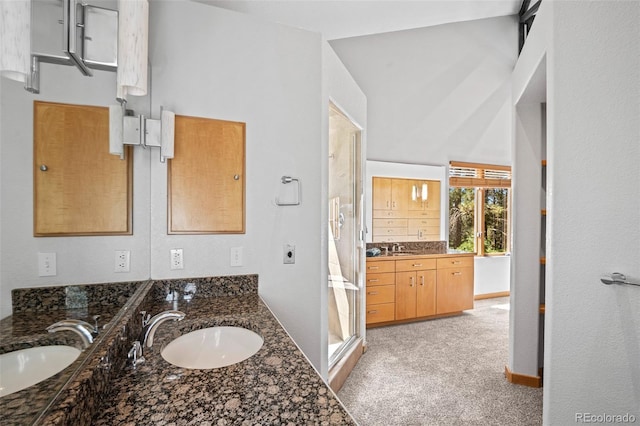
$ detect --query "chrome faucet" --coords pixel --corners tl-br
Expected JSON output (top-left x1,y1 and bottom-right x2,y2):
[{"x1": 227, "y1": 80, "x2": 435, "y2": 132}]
[
  {"x1": 46, "y1": 319, "x2": 97, "y2": 350},
  {"x1": 140, "y1": 310, "x2": 185, "y2": 349}
]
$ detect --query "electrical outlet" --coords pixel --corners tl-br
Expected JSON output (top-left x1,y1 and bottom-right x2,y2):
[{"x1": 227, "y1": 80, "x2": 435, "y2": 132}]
[
  {"x1": 283, "y1": 244, "x2": 295, "y2": 264},
  {"x1": 230, "y1": 247, "x2": 243, "y2": 267},
  {"x1": 170, "y1": 248, "x2": 184, "y2": 270},
  {"x1": 38, "y1": 252, "x2": 57, "y2": 276},
  {"x1": 114, "y1": 250, "x2": 130, "y2": 272}
]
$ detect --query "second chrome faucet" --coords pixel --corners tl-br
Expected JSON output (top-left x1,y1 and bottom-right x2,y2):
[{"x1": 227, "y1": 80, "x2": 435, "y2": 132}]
[{"x1": 129, "y1": 310, "x2": 185, "y2": 368}]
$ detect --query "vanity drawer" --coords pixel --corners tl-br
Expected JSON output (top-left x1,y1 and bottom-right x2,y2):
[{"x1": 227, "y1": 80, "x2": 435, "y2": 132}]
[
  {"x1": 395, "y1": 258, "x2": 436, "y2": 272},
  {"x1": 366, "y1": 303, "x2": 395, "y2": 324},
  {"x1": 406, "y1": 209, "x2": 440, "y2": 219},
  {"x1": 437, "y1": 256, "x2": 474, "y2": 269},
  {"x1": 366, "y1": 272, "x2": 395, "y2": 287},
  {"x1": 366, "y1": 260, "x2": 395, "y2": 274},
  {"x1": 407, "y1": 218, "x2": 439, "y2": 229},
  {"x1": 374, "y1": 227, "x2": 407, "y2": 236},
  {"x1": 373, "y1": 209, "x2": 405, "y2": 219},
  {"x1": 373, "y1": 218, "x2": 408, "y2": 228},
  {"x1": 366, "y1": 285, "x2": 395, "y2": 305}
]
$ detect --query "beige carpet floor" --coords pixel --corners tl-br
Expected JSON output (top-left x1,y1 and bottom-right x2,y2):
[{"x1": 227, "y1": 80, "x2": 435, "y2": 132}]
[{"x1": 337, "y1": 297, "x2": 543, "y2": 426}]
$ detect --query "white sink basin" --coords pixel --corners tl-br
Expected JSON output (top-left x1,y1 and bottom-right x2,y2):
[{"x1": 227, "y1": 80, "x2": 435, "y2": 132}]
[
  {"x1": 161, "y1": 326, "x2": 263, "y2": 369},
  {"x1": 0, "y1": 345, "x2": 81, "y2": 398}
]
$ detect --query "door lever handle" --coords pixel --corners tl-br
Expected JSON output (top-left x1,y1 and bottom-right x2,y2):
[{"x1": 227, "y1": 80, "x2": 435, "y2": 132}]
[{"x1": 601, "y1": 272, "x2": 640, "y2": 287}]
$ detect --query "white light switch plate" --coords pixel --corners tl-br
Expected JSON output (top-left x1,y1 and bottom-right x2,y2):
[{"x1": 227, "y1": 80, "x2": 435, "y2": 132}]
[
  {"x1": 230, "y1": 247, "x2": 243, "y2": 267},
  {"x1": 38, "y1": 252, "x2": 57, "y2": 276}
]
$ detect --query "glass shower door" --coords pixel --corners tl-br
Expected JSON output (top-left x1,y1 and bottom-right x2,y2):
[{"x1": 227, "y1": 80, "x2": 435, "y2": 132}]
[{"x1": 328, "y1": 104, "x2": 363, "y2": 368}]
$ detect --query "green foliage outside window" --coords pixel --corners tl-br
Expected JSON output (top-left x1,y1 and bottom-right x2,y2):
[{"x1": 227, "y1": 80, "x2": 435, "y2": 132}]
[
  {"x1": 483, "y1": 188, "x2": 509, "y2": 254},
  {"x1": 449, "y1": 187, "x2": 509, "y2": 254},
  {"x1": 449, "y1": 188, "x2": 475, "y2": 252}
]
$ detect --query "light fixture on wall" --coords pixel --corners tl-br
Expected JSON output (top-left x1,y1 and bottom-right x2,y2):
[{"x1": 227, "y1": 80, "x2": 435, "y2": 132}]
[
  {"x1": 109, "y1": 105, "x2": 175, "y2": 162},
  {"x1": 421, "y1": 183, "x2": 428, "y2": 202},
  {"x1": 411, "y1": 183, "x2": 429, "y2": 202},
  {"x1": 0, "y1": 0, "x2": 31, "y2": 83},
  {"x1": 116, "y1": 0, "x2": 148, "y2": 103},
  {"x1": 0, "y1": 0, "x2": 148, "y2": 104}
]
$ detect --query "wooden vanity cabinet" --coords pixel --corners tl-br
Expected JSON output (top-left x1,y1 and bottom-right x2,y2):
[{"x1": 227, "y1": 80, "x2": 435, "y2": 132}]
[
  {"x1": 366, "y1": 254, "x2": 473, "y2": 327},
  {"x1": 436, "y1": 256, "x2": 474, "y2": 314},
  {"x1": 395, "y1": 259, "x2": 436, "y2": 320},
  {"x1": 365, "y1": 260, "x2": 396, "y2": 324}
]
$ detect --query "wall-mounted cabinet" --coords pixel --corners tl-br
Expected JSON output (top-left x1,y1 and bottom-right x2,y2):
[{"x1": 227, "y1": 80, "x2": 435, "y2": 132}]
[
  {"x1": 168, "y1": 116, "x2": 245, "y2": 234},
  {"x1": 372, "y1": 177, "x2": 440, "y2": 242},
  {"x1": 33, "y1": 101, "x2": 133, "y2": 236}
]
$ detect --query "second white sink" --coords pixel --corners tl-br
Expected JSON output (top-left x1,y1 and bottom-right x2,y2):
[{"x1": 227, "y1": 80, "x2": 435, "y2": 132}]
[
  {"x1": 0, "y1": 345, "x2": 81, "y2": 398},
  {"x1": 161, "y1": 326, "x2": 263, "y2": 369}
]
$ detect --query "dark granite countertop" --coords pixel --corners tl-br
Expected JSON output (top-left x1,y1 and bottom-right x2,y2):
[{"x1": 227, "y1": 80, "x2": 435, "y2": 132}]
[
  {"x1": 92, "y1": 289, "x2": 356, "y2": 425},
  {"x1": 367, "y1": 250, "x2": 476, "y2": 261}
]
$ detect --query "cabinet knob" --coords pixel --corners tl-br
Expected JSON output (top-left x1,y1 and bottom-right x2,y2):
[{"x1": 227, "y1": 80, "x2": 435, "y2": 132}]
[
  {"x1": 233, "y1": 174, "x2": 240, "y2": 180},
  {"x1": 40, "y1": 164, "x2": 48, "y2": 171}
]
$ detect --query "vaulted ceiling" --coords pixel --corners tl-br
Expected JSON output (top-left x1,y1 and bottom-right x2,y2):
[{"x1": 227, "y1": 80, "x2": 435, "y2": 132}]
[{"x1": 196, "y1": 0, "x2": 522, "y2": 40}]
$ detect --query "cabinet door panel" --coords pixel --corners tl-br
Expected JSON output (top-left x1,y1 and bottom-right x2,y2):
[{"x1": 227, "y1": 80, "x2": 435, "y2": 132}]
[
  {"x1": 416, "y1": 270, "x2": 436, "y2": 317},
  {"x1": 372, "y1": 177, "x2": 392, "y2": 210},
  {"x1": 169, "y1": 115, "x2": 245, "y2": 234},
  {"x1": 395, "y1": 271, "x2": 417, "y2": 320},
  {"x1": 436, "y1": 266, "x2": 474, "y2": 314},
  {"x1": 34, "y1": 102, "x2": 132, "y2": 236},
  {"x1": 391, "y1": 179, "x2": 409, "y2": 211}
]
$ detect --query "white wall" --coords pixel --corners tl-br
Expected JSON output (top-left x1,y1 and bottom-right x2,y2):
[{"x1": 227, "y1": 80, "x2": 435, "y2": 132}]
[
  {"x1": 330, "y1": 15, "x2": 517, "y2": 167},
  {"x1": 544, "y1": 1, "x2": 640, "y2": 422},
  {"x1": 474, "y1": 256, "x2": 510, "y2": 296},
  {"x1": 148, "y1": 1, "x2": 327, "y2": 370},
  {"x1": 514, "y1": 1, "x2": 640, "y2": 422}
]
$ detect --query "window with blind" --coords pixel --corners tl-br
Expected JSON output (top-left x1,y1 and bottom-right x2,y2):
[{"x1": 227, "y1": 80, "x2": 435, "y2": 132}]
[{"x1": 449, "y1": 162, "x2": 511, "y2": 256}]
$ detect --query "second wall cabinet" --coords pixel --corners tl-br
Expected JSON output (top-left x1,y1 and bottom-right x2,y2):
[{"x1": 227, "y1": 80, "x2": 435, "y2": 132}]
[
  {"x1": 372, "y1": 176, "x2": 441, "y2": 242},
  {"x1": 168, "y1": 116, "x2": 245, "y2": 234}
]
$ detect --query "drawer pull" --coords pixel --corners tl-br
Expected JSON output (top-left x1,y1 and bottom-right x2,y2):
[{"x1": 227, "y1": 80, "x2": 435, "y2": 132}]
[
  {"x1": 368, "y1": 279, "x2": 379, "y2": 282},
  {"x1": 420, "y1": 276, "x2": 425, "y2": 286},
  {"x1": 409, "y1": 276, "x2": 414, "y2": 287},
  {"x1": 452, "y1": 272, "x2": 462, "y2": 276},
  {"x1": 368, "y1": 266, "x2": 379, "y2": 270},
  {"x1": 368, "y1": 310, "x2": 379, "y2": 314},
  {"x1": 367, "y1": 291, "x2": 379, "y2": 295},
  {"x1": 412, "y1": 263, "x2": 422, "y2": 267},
  {"x1": 451, "y1": 261, "x2": 461, "y2": 265}
]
